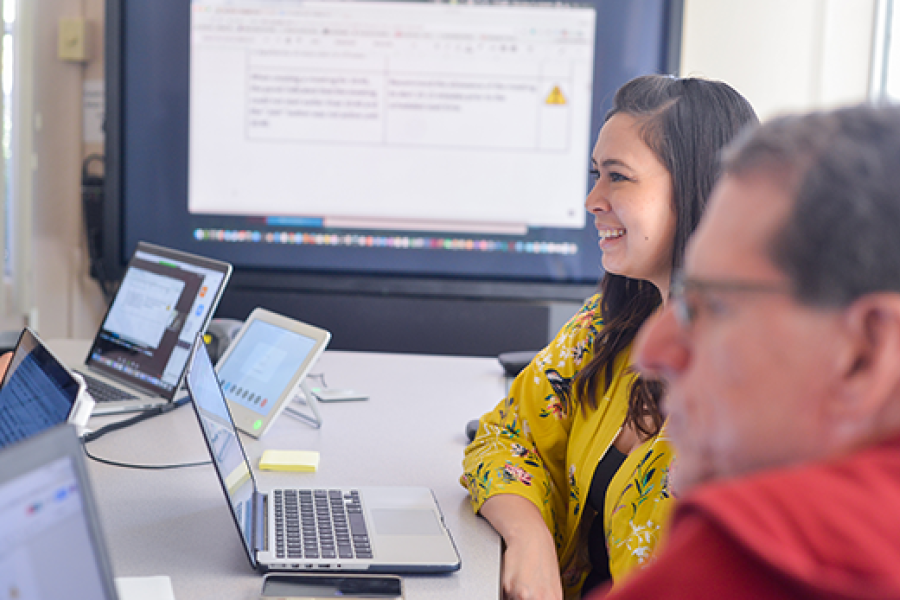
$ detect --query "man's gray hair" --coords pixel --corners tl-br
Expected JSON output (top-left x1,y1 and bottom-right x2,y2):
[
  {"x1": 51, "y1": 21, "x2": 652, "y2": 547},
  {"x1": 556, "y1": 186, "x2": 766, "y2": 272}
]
[{"x1": 721, "y1": 104, "x2": 900, "y2": 307}]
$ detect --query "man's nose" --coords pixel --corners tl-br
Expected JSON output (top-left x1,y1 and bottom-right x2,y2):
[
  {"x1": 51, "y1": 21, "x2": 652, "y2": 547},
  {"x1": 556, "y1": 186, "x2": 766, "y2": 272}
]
[{"x1": 634, "y1": 304, "x2": 691, "y2": 380}]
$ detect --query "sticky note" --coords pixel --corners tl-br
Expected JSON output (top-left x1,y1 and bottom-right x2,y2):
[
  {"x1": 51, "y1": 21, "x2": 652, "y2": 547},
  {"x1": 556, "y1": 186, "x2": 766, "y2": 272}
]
[{"x1": 259, "y1": 449, "x2": 320, "y2": 472}]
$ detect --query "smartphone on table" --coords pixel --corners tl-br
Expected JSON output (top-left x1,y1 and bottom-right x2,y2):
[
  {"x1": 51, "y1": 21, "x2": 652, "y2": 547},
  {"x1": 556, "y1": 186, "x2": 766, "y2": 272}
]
[{"x1": 260, "y1": 574, "x2": 403, "y2": 600}]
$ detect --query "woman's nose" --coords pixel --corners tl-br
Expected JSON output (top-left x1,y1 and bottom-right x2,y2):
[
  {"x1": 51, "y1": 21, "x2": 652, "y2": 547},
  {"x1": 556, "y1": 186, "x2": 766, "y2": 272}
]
[{"x1": 585, "y1": 181, "x2": 610, "y2": 215}]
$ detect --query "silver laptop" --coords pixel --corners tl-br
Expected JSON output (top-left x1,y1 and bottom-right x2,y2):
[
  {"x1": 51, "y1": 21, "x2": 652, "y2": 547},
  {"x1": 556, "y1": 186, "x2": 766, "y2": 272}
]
[
  {"x1": 76, "y1": 241, "x2": 232, "y2": 415},
  {"x1": 0, "y1": 424, "x2": 119, "y2": 599},
  {"x1": 0, "y1": 328, "x2": 92, "y2": 449},
  {"x1": 184, "y1": 336, "x2": 461, "y2": 574}
]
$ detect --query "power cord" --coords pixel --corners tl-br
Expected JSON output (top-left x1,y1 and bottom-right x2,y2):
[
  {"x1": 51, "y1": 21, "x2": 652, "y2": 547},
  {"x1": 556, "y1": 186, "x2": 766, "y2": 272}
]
[
  {"x1": 81, "y1": 396, "x2": 190, "y2": 443},
  {"x1": 81, "y1": 153, "x2": 116, "y2": 303},
  {"x1": 82, "y1": 444, "x2": 211, "y2": 470},
  {"x1": 81, "y1": 396, "x2": 211, "y2": 470}
]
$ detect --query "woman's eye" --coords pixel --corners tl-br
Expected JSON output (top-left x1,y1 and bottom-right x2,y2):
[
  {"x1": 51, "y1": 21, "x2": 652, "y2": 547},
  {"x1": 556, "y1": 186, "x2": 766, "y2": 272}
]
[{"x1": 589, "y1": 169, "x2": 631, "y2": 184}]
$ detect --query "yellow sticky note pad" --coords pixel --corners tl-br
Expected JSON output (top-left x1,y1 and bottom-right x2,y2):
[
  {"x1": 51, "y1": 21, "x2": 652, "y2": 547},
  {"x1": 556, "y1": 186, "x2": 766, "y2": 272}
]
[{"x1": 259, "y1": 450, "x2": 320, "y2": 472}]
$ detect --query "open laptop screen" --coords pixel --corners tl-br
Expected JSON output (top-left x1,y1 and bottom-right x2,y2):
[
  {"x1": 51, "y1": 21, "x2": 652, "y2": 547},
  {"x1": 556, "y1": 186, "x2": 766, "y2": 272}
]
[
  {"x1": 0, "y1": 425, "x2": 118, "y2": 600},
  {"x1": 186, "y1": 337, "x2": 259, "y2": 566},
  {"x1": 0, "y1": 329, "x2": 81, "y2": 449},
  {"x1": 87, "y1": 242, "x2": 231, "y2": 399}
]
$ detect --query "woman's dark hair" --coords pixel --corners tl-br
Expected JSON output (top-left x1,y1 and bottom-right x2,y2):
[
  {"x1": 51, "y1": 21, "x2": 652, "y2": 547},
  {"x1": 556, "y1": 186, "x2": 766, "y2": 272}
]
[{"x1": 574, "y1": 75, "x2": 759, "y2": 436}]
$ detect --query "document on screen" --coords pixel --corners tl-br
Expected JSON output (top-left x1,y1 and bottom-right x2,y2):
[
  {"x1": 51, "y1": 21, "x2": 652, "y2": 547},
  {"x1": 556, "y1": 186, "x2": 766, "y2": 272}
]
[{"x1": 189, "y1": 0, "x2": 596, "y2": 234}]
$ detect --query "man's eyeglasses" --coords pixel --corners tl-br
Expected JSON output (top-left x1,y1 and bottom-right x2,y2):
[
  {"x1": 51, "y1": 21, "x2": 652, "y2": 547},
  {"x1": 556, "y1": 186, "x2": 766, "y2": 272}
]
[{"x1": 670, "y1": 270, "x2": 794, "y2": 329}]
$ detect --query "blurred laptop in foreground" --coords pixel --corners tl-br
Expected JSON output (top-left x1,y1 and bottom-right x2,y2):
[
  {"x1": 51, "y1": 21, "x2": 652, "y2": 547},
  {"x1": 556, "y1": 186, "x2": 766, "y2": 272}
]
[{"x1": 0, "y1": 425, "x2": 119, "y2": 599}]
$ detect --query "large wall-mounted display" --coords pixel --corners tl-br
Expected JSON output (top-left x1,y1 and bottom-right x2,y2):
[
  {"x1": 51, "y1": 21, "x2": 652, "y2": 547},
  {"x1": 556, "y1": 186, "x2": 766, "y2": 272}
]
[{"x1": 104, "y1": 0, "x2": 682, "y2": 355}]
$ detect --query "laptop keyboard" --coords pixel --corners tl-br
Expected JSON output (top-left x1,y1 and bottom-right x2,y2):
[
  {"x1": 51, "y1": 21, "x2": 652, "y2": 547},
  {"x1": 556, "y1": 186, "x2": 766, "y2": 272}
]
[
  {"x1": 273, "y1": 489, "x2": 372, "y2": 561},
  {"x1": 80, "y1": 373, "x2": 139, "y2": 403}
]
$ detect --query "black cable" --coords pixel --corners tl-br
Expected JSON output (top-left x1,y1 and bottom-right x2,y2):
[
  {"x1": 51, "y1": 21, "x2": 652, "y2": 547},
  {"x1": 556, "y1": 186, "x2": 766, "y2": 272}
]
[
  {"x1": 81, "y1": 396, "x2": 211, "y2": 470},
  {"x1": 81, "y1": 153, "x2": 116, "y2": 303},
  {"x1": 82, "y1": 396, "x2": 190, "y2": 443},
  {"x1": 82, "y1": 444, "x2": 210, "y2": 470}
]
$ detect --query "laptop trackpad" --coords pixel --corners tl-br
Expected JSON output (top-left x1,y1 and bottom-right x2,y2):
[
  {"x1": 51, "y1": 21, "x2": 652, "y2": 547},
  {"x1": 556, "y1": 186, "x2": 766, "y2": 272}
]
[{"x1": 372, "y1": 509, "x2": 441, "y2": 536}]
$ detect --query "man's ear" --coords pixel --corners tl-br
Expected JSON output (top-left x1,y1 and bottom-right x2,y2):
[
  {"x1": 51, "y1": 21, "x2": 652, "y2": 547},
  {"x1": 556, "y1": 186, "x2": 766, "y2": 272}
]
[{"x1": 832, "y1": 294, "x2": 900, "y2": 437}]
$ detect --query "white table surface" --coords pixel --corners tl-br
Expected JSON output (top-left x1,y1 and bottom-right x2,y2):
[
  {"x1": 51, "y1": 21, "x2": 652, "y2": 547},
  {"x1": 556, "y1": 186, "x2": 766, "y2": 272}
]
[{"x1": 51, "y1": 340, "x2": 505, "y2": 600}]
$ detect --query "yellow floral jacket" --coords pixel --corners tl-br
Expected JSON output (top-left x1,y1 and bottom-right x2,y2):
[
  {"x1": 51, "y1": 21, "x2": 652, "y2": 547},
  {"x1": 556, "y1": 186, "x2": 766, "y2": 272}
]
[{"x1": 461, "y1": 294, "x2": 675, "y2": 598}]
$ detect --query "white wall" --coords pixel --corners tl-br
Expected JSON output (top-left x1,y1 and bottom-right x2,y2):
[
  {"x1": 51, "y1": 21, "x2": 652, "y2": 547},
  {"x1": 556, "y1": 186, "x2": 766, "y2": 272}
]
[
  {"x1": 23, "y1": 0, "x2": 880, "y2": 340},
  {"x1": 13, "y1": 0, "x2": 106, "y2": 340},
  {"x1": 681, "y1": 0, "x2": 877, "y2": 120}
]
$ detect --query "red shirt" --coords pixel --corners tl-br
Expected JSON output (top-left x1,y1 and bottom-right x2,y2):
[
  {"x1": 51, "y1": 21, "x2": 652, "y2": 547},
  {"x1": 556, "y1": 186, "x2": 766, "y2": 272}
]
[{"x1": 592, "y1": 436, "x2": 900, "y2": 600}]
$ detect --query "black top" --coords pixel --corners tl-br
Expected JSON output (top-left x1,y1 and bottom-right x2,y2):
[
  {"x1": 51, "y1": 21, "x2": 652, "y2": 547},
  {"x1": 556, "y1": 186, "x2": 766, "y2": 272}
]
[{"x1": 581, "y1": 445, "x2": 627, "y2": 595}]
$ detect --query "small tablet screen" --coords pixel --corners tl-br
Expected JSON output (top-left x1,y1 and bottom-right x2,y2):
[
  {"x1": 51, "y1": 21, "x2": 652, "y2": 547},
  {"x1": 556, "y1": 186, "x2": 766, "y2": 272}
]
[{"x1": 216, "y1": 320, "x2": 318, "y2": 418}]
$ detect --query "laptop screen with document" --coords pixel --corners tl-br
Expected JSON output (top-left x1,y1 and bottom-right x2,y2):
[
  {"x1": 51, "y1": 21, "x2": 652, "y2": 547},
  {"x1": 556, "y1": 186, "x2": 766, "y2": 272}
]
[
  {"x1": 86, "y1": 241, "x2": 231, "y2": 399},
  {"x1": 0, "y1": 328, "x2": 82, "y2": 449}
]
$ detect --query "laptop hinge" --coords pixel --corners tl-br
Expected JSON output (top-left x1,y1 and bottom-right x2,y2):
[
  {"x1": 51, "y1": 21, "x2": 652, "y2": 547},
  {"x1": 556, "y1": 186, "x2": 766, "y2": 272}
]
[{"x1": 252, "y1": 491, "x2": 268, "y2": 553}]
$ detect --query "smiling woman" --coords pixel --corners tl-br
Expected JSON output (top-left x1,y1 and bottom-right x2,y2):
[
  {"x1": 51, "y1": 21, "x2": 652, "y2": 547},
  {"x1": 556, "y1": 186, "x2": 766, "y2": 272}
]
[
  {"x1": 462, "y1": 74, "x2": 759, "y2": 600},
  {"x1": 587, "y1": 112, "x2": 677, "y2": 294}
]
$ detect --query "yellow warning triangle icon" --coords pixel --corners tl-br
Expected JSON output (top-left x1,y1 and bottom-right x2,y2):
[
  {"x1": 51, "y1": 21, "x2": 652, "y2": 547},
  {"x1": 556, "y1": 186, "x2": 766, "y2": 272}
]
[{"x1": 546, "y1": 86, "x2": 567, "y2": 105}]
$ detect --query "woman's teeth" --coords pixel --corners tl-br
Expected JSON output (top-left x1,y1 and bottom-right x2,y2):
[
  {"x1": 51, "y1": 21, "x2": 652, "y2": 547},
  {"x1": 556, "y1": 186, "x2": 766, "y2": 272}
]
[{"x1": 598, "y1": 229, "x2": 625, "y2": 241}]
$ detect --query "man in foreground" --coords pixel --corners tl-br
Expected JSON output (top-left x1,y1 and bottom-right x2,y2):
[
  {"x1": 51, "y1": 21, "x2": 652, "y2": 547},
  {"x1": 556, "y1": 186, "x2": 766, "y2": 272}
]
[{"x1": 593, "y1": 104, "x2": 900, "y2": 599}]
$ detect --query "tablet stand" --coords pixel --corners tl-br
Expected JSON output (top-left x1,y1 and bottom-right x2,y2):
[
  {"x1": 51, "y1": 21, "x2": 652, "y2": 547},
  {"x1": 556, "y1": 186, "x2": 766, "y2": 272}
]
[{"x1": 283, "y1": 380, "x2": 323, "y2": 429}]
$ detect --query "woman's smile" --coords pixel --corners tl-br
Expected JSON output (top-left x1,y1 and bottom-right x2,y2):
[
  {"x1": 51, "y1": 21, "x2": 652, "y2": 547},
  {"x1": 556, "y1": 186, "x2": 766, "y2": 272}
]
[{"x1": 597, "y1": 227, "x2": 626, "y2": 250}]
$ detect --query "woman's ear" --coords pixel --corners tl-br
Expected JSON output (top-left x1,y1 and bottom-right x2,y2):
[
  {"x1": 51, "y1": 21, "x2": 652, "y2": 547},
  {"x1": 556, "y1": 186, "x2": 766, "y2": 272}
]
[{"x1": 831, "y1": 294, "x2": 900, "y2": 440}]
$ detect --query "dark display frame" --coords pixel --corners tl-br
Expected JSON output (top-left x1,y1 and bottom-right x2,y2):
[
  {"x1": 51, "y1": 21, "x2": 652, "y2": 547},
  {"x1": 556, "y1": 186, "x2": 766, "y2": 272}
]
[{"x1": 103, "y1": 0, "x2": 683, "y2": 355}]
